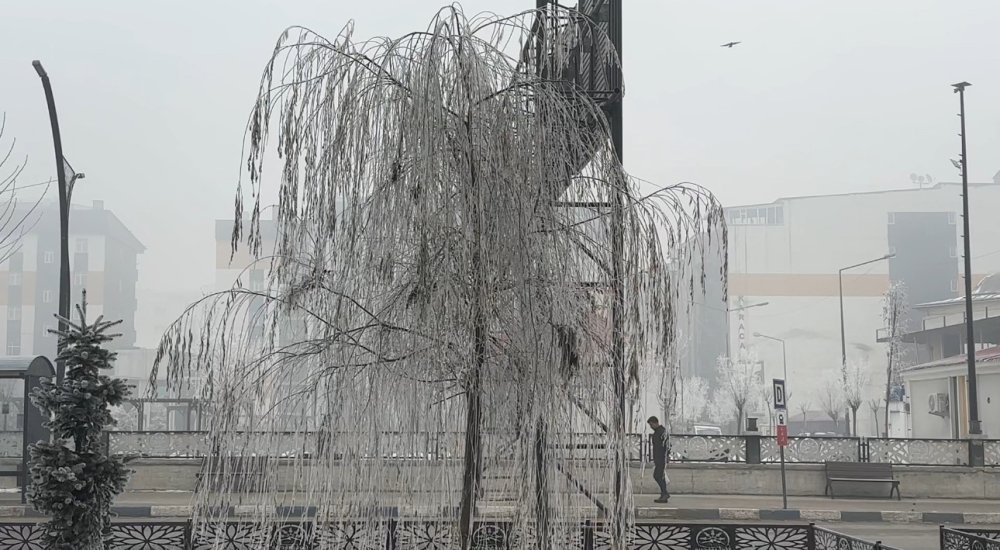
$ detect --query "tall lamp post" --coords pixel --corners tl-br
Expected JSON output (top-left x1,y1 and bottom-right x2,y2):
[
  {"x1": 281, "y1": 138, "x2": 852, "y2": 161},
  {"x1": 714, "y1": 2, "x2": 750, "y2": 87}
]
[
  {"x1": 726, "y1": 301, "x2": 770, "y2": 360},
  {"x1": 838, "y1": 253, "x2": 895, "y2": 435},
  {"x1": 32, "y1": 60, "x2": 81, "y2": 384},
  {"x1": 754, "y1": 332, "x2": 787, "y2": 388},
  {"x1": 952, "y1": 81, "x2": 982, "y2": 436}
]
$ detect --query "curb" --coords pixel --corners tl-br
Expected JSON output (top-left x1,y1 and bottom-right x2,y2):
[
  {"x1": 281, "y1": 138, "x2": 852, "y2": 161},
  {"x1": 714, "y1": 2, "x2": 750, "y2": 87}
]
[
  {"x1": 635, "y1": 507, "x2": 992, "y2": 525},
  {"x1": 0, "y1": 505, "x2": 991, "y2": 524}
]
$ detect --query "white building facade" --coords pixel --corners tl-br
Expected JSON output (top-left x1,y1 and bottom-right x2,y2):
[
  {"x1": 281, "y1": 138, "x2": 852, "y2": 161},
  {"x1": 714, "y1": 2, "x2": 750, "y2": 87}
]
[{"x1": 715, "y1": 181, "x2": 1000, "y2": 436}]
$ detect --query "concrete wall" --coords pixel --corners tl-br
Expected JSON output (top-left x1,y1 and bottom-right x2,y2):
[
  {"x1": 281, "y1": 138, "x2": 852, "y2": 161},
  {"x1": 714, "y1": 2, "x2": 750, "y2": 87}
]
[
  {"x1": 115, "y1": 458, "x2": 1000, "y2": 500},
  {"x1": 909, "y1": 377, "x2": 954, "y2": 438},
  {"x1": 980, "y1": 373, "x2": 1000, "y2": 438},
  {"x1": 630, "y1": 462, "x2": 1000, "y2": 499}
]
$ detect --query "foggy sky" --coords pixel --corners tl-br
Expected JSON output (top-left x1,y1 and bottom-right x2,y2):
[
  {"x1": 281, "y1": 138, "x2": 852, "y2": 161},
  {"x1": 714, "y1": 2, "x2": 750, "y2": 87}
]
[{"x1": 2, "y1": 1, "x2": 999, "y2": 346}]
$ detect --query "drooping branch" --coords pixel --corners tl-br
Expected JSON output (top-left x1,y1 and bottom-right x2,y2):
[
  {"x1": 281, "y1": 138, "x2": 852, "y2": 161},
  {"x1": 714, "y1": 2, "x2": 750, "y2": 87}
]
[{"x1": 153, "y1": 5, "x2": 726, "y2": 548}]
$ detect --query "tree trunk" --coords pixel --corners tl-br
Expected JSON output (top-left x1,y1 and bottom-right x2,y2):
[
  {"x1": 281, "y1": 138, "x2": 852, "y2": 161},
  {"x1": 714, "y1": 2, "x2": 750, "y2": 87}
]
[
  {"x1": 534, "y1": 419, "x2": 550, "y2": 548},
  {"x1": 458, "y1": 318, "x2": 484, "y2": 549},
  {"x1": 884, "y1": 353, "x2": 893, "y2": 437},
  {"x1": 458, "y1": 147, "x2": 485, "y2": 550},
  {"x1": 850, "y1": 406, "x2": 859, "y2": 437}
]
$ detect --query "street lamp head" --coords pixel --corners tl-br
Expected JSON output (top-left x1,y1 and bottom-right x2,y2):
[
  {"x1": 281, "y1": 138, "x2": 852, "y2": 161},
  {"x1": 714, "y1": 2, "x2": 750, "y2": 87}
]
[
  {"x1": 883, "y1": 253, "x2": 896, "y2": 260},
  {"x1": 752, "y1": 332, "x2": 762, "y2": 337},
  {"x1": 952, "y1": 81, "x2": 971, "y2": 92},
  {"x1": 32, "y1": 60, "x2": 47, "y2": 79}
]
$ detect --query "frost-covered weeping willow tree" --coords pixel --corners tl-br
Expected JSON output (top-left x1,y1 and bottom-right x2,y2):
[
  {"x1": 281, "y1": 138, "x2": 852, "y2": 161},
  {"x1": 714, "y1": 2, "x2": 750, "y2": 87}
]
[{"x1": 154, "y1": 4, "x2": 723, "y2": 549}]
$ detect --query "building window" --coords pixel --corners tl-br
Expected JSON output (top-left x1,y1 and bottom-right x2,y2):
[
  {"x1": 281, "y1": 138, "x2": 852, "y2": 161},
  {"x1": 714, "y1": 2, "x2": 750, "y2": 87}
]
[
  {"x1": 6, "y1": 344, "x2": 19, "y2": 355},
  {"x1": 948, "y1": 212, "x2": 957, "y2": 225},
  {"x1": 42, "y1": 290, "x2": 53, "y2": 303},
  {"x1": 887, "y1": 212, "x2": 895, "y2": 225},
  {"x1": 74, "y1": 273, "x2": 87, "y2": 287},
  {"x1": 43, "y1": 251, "x2": 54, "y2": 264},
  {"x1": 7, "y1": 306, "x2": 20, "y2": 321},
  {"x1": 951, "y1": 279, "x2": 959, "y2": 292},
  {"x1": 950, "y1": 246, "x2": 958, "y2": 258},
  {"x1": 75, "y1": 238, "x2": 88, "y2": 254},
  {"x1": 725, "y1": 205, "x2": 785, "y2": 226},
  {"x1": 8, "y1": 273, "x2": 20, "y2": 286}
]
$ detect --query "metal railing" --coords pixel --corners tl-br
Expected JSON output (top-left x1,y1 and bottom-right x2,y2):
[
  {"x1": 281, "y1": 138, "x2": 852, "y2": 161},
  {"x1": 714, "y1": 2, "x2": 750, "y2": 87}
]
[
  {"x1": 3, "y1": 430, "x2": 995, "y2": 467},
  {"x1": 0, "y1": 520, "x2": 906, "y2": 550},
  {"x1": 814, "y1": 525, "x2": 902, "y2": 550},
  {"x1": 877, "y1": 305, "x2": 996, "y2": 340},
  {"x1": 93, "y1": 432, "x2": 1000, "y2": 467},
  {"x1": 940, "y1": 527, "x2": 1000, "y2": 550}
]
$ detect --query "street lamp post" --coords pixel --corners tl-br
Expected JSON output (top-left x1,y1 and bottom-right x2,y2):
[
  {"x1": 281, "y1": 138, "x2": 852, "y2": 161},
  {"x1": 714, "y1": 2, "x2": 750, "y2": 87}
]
[
  {"x1": 952, "y1": 81, "x2": 982, "y2": 437},
  {"x1": 838, "y1": 253, "x2": 895, "y2": 435},
  {"x1": 754, "y1": 332, "x2": 787, "y2": 386},
  {"x1": 31, "y1": 60, "x2": 74, "y2": 384},
  {"x1": 726, "y1": 301, "x2": 770, "y2": 360}
]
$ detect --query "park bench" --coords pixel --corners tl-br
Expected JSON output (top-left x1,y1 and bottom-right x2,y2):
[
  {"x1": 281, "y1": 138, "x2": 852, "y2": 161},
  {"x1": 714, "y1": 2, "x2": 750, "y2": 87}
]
[
  {"x1": 196, "y1": 456, "x2": 270, "y2": 493},
  {"x1": 824, "y1": 461, "x2": 900, "y2": 500}
]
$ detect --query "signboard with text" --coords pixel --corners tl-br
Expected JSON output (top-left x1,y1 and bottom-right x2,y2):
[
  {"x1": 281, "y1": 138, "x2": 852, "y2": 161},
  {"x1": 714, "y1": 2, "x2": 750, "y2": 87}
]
[{"x1": 772, "y1": 379, "x2": 786, "y2": 410}]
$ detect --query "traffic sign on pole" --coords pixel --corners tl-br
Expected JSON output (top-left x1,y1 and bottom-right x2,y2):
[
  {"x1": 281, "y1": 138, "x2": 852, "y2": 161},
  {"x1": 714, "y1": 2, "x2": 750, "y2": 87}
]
[
  {"x1": 772, "y1": 378, "x2": 786, "y2": 410},
  {"x1": 776, "y1": 425, "x2": 788, "y2": 447}
]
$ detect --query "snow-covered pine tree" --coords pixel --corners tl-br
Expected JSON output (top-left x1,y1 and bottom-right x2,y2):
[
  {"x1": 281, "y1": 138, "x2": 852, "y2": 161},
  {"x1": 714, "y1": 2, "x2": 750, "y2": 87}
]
[{"x1": 28, "y1": 291, "x2": 131, "y2": 550}]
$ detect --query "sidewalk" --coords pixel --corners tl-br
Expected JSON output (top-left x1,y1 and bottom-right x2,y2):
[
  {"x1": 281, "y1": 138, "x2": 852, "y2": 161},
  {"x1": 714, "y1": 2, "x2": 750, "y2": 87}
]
[{"x1": 0, "y1": 491, "x2": 997, "y2": 524}]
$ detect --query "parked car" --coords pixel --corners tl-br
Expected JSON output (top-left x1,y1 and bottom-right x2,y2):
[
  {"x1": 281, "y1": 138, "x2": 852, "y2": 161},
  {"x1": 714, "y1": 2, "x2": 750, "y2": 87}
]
[{"x1": 693, "y1": 424, "x2": 723, "y2": 436}]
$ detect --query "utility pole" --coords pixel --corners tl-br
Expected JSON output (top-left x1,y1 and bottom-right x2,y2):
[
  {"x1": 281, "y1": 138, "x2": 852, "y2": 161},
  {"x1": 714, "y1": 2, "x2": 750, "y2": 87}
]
[
  {"x1": 31, "y1": 61, "x2": 71, "y2": 383},
  {"x1": 953, "y1": 81, "x2": 982, "y2": 436},
  {"x1": 838, "y1": 254, "x2": 894, "y2": 435}
]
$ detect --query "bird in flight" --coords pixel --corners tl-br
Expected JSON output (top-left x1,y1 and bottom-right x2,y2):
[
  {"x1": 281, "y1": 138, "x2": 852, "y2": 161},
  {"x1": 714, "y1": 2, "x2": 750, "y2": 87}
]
[{"x1": 721, "y1": 41, "x2": 741, "y2": 48}]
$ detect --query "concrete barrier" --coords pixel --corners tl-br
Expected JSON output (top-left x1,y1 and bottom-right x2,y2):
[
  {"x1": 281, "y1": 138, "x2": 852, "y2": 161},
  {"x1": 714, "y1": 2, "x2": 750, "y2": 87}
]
[{"x1": 630, "y1": 462, "x2": 1000, "y2": 499}]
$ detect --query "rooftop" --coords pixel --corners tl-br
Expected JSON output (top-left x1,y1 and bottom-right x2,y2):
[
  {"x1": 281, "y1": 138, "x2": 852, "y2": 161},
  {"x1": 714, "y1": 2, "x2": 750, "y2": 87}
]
[
  {"x1": 915, "y1": 272, "x2": 1000, "y2": 309},
  {"x1": 903, "y1": 345, "x2": 1000, "y2": 374}
]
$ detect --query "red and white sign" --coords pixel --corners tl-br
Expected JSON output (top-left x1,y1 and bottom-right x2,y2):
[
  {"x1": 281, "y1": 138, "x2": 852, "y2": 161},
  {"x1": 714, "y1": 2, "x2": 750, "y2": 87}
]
[
  {"x1": 775, "y1": 410, "x2": 789, "y2": 447},
  {"x1": 776, "y1": 425, "x2": 788, "y2": 447}
]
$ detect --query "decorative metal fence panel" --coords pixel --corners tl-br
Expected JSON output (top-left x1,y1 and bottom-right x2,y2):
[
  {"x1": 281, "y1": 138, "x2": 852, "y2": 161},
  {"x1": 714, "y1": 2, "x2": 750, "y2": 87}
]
[
  {"x1": 668, "y1": 435, "x2": 746, "y2": 462},
  {"x1": 0, "y1": 431, "x2": 20, "y2": 458},
  {"x1": 762, "y1": 436, "x2": 859, "y2": 463},
  {"x1": 941, "y1": 527, "x2": 1000, "y2": 550},
  {"x1": 867, "y1": 438, "x2": 969, "y2": 466},
  {"x1": 108, "y1": 431, "x2": 208, "y2": 458},
  {"x1": 986, "y1": 440, "x2": 1000, "y2": 467},
  {"x1": 101, "y1": 431, "x2": 1000, "y2": 467},
  {"x1": 0, "y1": 521, "x2": 826, "y2": 550},
  {"x1": 814, "y1": 526, "x2": 902, "y2": 550}
]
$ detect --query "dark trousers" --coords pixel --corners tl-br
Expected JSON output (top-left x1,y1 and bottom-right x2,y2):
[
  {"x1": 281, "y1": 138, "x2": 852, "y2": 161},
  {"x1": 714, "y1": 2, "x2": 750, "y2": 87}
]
[{"x1": 653, "y1": 462, "x2": 669, "y2": 497}]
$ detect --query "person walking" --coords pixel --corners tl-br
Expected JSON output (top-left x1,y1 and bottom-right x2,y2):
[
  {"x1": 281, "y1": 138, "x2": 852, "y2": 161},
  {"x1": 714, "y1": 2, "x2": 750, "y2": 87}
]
[{"x1": 647, "y1": 416, "x2": 670, "y2": 503}]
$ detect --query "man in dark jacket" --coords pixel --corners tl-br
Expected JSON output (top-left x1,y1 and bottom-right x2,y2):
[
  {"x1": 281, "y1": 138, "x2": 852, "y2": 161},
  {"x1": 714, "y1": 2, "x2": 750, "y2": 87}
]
[{"x1": 647, "y1": 416, "x2": 670, "y2": 503}]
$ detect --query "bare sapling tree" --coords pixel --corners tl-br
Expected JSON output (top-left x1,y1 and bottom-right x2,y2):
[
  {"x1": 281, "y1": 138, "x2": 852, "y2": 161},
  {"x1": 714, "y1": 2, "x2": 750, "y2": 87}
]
[
  {"x1": 796, "y1": 399, "x2": 811, "y2": 434},
  {"x1": 0, "y1": 113, "x2": 47, "y2": 264},
  {"x1": 843, "y1": 358, "x2": 871, "y2": 436},
  {"x1": 881, "y1": 281, "x2": 909, "y2": 435},
  {"x1": 817, "y1": 374, "x2": 844, "y2": 434},
  {"x1": 151, "y1": 6, "x2": 725, "y2": 549},
  {"x1": 868, "y1": 398, "x2": 882, "y2": 436},
  {"x1": 714, "y1": 352, "x2": 760, "y2": 434},
  {"x1": 669, "y1": 375, "x2": 708, "y2": 433}
]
